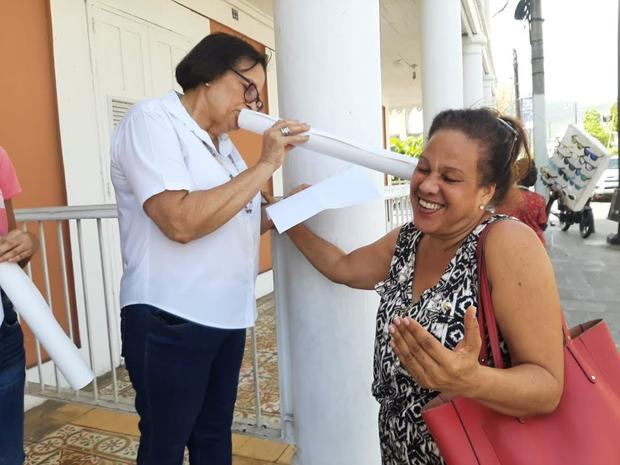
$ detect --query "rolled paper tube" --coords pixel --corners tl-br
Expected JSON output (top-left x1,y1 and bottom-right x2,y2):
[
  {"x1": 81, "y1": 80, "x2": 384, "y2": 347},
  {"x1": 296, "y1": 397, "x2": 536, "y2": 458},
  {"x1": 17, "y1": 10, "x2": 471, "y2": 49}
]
[
  {"x1": 238, "y1": 109, "x2": 417, "y2": 179},
  {"x1": 0, "y1": 262, "x2": 94, "y2": 389}
]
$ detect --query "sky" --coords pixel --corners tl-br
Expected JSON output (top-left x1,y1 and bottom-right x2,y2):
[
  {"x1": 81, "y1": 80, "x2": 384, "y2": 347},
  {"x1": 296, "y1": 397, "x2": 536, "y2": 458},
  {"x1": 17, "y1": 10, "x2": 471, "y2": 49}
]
[{"x1": 490, "y1": 0, "x2": 618, "y2": 105}]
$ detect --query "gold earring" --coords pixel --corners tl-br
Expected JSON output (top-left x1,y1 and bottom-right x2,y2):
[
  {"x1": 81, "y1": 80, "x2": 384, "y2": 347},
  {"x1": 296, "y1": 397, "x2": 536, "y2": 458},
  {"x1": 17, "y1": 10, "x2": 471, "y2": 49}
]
[{"x1": 479, "y1": 204, "x2": 485, "y2": 210}]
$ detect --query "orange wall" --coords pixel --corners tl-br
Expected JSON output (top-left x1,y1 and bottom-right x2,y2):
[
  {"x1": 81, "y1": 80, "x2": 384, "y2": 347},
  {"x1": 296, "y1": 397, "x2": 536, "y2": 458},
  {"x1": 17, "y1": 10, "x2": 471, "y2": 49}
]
[
  {"x1": 0, "y1": 2, "x2": 67, "y2": 210},
  {"x1": 0, "y1": 2, "x2": 77, "y2": 366}
]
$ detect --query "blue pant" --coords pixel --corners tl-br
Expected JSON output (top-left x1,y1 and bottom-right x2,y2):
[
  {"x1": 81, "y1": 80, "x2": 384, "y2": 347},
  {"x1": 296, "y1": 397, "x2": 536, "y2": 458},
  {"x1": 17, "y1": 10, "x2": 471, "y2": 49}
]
[
  {"x1": 0, "y1": 302, "x2": 26, "y2": 465},
  {"x1": 121, "y1": 304, "x2": 246, "y2": 465}
]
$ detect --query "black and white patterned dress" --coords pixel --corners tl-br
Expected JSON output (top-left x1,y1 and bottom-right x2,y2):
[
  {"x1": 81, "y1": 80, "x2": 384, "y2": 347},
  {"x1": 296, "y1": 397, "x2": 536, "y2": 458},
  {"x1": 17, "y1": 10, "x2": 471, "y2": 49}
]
[{"x1": 372, "y1": 215, "x2": 509, "y2": 465}]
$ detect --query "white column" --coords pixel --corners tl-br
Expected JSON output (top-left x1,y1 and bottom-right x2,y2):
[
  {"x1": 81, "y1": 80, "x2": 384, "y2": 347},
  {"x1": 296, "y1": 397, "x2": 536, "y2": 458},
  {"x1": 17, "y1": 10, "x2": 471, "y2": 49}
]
[
  {"x1": 273, "y1": 1, "x2": 384, "y2": 464},
  {"x1": 483, "y1": 74, "x2": 495, "y2": 107},
  {"x1": 462, "y1": 35, "x2": 487, "y2": 108},
  {"x1": 421, "y1": 0, "x2": 464, "y2": 134}
]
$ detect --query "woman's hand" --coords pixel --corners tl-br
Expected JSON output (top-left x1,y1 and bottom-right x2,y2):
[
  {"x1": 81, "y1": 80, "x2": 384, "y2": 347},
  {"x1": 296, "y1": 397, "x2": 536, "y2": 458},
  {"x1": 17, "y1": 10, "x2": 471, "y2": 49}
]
[
  {"x1": 390, "y1": 306, "x2": 482, "y2": 396},
  {"x1": 0, "y1": 229, "x2": 39, "y2": 266},
  {"x1": 259, "y1": 120, "x2": 310, "y2": 171},
  {"x1": 260, "y1": 191, "x2": 276, "y2": 234}
]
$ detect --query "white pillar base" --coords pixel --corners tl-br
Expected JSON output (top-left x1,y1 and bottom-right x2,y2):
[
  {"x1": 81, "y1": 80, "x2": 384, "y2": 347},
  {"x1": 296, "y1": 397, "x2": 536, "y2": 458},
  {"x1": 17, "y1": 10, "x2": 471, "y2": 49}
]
[{"x1": 273, "y1": 1, "x2": 384, "y2": 463}]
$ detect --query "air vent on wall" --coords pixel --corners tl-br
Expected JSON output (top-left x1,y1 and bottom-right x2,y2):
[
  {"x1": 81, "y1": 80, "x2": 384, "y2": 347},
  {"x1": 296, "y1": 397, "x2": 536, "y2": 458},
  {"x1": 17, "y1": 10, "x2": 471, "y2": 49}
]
[{"x1": 110, "y1": 97, "x2": 136, "y2": 130}]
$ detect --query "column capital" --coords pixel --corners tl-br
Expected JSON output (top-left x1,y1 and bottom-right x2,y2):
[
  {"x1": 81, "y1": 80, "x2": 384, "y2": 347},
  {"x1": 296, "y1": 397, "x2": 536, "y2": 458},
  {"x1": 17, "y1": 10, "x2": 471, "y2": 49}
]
[{"x1": 462, "y1": 33, "x2": 487, "y2": 51}]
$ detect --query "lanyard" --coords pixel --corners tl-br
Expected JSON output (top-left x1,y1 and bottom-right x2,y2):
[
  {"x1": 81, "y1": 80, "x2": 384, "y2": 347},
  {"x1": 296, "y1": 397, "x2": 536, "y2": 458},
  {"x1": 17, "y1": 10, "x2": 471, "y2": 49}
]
[
  {"x1": 200, "y1": 139, "x2": 253, "y2": 214},
  {"x1": 201, "y1": 140, "x2": 241, "y2": 178}
]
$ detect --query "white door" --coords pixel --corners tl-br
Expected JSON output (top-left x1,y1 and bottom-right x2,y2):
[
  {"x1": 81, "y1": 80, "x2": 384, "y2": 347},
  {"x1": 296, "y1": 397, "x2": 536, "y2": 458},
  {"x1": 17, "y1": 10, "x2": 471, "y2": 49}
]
[
  {"x1": 148, "y1": 26, "x2": 194, "y2": 96},
  {"x1": 89, "y1": 3, "x2": 196, "y2": 201},
  {"x1": 86, "y1": 3, "x2": 198, "y2": 355}
]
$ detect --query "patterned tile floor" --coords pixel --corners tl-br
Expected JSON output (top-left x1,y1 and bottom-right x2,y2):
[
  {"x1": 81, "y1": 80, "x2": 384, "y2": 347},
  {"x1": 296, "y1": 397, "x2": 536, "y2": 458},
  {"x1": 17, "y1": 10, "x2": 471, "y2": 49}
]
[
  {"x1": 96, "y1": 293, "x2": 280, "y2": 429},
  {"x1": 26, "y1": 423, "x2": 140, "y2": 465},
  {"x1": 24, "y1": 402, "x2": 294, "y2": 465},
  {"x1": 23, "y1": 293, "x2": 289, "y2": 464}
]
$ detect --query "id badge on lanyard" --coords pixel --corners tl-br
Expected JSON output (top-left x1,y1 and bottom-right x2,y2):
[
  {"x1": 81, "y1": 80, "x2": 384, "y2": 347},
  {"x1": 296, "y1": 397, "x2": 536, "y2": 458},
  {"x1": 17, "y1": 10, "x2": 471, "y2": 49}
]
[{"x1": 200, "y1": 140, "x2": 254, "y2": 214}]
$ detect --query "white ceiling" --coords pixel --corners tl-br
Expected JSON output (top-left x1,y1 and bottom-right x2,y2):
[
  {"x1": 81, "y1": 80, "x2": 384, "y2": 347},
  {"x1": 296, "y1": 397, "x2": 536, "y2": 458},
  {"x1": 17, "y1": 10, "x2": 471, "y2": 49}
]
[
  {"x1": 379, "y1": 0, "x2": 422, "y2": 109},
  {"x1": 242, "y1": 0, "x2": 423, "y2": 109}
]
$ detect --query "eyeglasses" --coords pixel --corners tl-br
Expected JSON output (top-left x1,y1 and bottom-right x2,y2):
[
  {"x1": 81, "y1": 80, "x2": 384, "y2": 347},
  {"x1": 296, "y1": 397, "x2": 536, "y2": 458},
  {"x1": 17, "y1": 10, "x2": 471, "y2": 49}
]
[
  {"x1": 230, "y1": 68, "x2": 264, "y2": 111},
  {"x1": 577, "y1": 156, "x2": 596, "y2": 171}
]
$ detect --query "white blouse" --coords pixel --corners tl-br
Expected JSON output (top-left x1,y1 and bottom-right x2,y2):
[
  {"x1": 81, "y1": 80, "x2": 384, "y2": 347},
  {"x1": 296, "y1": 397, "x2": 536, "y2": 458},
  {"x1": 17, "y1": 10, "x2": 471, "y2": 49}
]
[{"x1": 111, "y1": 91, "x2": 261, "y2": 329}]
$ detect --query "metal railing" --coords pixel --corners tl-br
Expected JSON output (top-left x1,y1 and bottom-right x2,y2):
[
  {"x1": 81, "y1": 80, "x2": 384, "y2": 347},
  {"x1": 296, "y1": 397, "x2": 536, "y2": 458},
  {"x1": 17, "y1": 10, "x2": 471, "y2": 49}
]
[
  {"x1": 14, "y1": 205, "x2": 277, "y2": 438},
  {"x1": 385, "y1": 184, "x2": 413, "y2": 230},
  {"x1": 15, "y1": 188, "x2": 413, "y2": 439}
]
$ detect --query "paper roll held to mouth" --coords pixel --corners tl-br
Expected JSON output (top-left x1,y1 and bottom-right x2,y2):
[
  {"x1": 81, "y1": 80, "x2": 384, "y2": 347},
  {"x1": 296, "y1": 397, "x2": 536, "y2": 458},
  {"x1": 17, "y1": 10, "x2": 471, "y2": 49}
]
[
  {"x1": 0, "y1": 262, "x2": 94, "y2": 390},
  {"x1": 238, "y1": 109, "x2": 417, "y2": 179}
]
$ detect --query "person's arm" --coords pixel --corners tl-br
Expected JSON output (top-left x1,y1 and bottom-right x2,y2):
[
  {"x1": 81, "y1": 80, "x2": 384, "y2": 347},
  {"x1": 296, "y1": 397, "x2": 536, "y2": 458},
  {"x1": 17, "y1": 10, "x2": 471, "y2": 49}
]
[
  {"x1": 287, "y1": 224, "x2": 401, "y2": 290},
  {"x1": 0, "y1": 200, "x2": 39, "y2": 268},
  {"x1": 141, "y1": 120, "x2": 309, "y2": 243},
  {"x1": 391, "y1": 221, "x2": 564, "y2": 417},
  {"x1": 145, "y1": 161, "x2": 279, "y2": 243},
  {"x1": 475, "y1": 220, "x2": 563, "y2": 415}
]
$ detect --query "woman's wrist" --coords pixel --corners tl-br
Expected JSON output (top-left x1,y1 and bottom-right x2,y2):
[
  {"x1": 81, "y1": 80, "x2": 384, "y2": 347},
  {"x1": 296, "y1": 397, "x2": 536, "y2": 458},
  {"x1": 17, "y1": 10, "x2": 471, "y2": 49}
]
[
  {"x1": 460, "y1": 364, "x2": 493, "y2": 399},
  {"x1": 256, "y1": 159, "x2": 280, "y2": 175}
]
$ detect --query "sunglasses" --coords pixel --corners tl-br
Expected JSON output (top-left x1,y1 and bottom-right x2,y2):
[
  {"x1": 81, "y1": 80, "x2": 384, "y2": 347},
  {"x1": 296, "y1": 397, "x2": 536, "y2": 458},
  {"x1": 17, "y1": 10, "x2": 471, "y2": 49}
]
[
  {"x1": 497, "y1": 117, "x2": 518, "y2": 156},
  {"x1": 230, "y1": 68, "x2": 264, "y2": 111},
  {"x1": 562, "y1": 157, "x2": 584, "y2": 176},
  {"x1": 582, "y1": 147, "x2": 601, "y2": 162},
  {"x1": 557, "y1": 168, "x2": 583, "y2": 189},
  {"x1": 570, "y1": 135, "x2": 590, "y2": 151},
  {"x1": 554, "y1": 145, "x2": 574, "y2": 159}
]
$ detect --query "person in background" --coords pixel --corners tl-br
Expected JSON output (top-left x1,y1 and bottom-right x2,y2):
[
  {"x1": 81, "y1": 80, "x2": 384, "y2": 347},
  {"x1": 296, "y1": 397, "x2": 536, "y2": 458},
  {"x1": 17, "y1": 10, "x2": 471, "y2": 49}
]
[
  {"x1": 283, "y1": 108, "x2": 563, "y2": 464},
  {"x1": 494, "y1": 158, "x2": 548, "y2": 245},
  {"x1": 0, "y1": 145, "x2": 39, "y2": 465},
  {"x1": 111, "y1": 33, "x2": 309, "y2": 465}
]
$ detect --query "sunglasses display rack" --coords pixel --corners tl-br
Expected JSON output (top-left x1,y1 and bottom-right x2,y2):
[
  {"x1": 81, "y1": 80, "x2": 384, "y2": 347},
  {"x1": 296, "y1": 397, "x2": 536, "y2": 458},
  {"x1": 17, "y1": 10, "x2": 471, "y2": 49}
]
[{"x1": 541, "y1": 124, "x2": 611, "y2": 212}]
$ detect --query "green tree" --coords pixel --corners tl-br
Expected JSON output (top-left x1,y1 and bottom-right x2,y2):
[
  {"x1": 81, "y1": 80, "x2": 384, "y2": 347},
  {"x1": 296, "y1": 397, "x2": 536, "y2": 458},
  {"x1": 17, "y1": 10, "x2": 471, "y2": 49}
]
[
  {"x1": 390, "y1": 135, "x2": 424, "y2": 158},
  {"x1": 610, "y1": 103, "x2": 619, "y2": 154},
  {"x1": 583, "y1": 109, "x2": 609, "y2": 146},
  {"x1": 610, "y1": 102, "x2": 618, "y2": 133}
]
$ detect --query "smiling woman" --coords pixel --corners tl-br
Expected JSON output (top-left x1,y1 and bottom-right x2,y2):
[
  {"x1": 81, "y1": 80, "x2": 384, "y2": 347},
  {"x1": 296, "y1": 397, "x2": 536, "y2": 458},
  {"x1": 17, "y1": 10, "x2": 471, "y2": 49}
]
[
  {"x1": 283, "y1": 108, "x2": 564, "y2": 465},
  {"x1": 109, "y1": 32, "x2": 310, "y2": 465}
]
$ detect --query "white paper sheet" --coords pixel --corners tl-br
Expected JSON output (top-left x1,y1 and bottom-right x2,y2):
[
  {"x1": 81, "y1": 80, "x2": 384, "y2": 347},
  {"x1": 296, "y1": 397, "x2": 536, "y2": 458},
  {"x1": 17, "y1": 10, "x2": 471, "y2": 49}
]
[
  {"x1": 238, "y1": 109, "x2": 417, "y2": 179},
  {"x1": 0, "y1": 263, "x2": 94, "y2": 389},
  {"x1": 266, "y1": 168, "x2": 382, "y2": 233}
]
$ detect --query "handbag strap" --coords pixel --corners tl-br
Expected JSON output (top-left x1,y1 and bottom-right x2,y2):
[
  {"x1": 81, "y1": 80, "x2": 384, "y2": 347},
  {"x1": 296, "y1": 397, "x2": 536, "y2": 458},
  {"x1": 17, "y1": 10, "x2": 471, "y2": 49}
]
[
  {"x1": 476, "y1": 219, "x2": 574, "y2": 369},
  {"x1": 476, "y1": 221, "x2": 505, "y2": 369}
]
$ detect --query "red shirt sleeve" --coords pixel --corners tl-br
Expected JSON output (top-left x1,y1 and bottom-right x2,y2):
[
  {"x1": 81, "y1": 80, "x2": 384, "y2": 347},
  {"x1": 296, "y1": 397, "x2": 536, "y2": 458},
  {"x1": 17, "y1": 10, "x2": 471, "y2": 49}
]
[{"x1": 534, "y1": 193, "x2": 548, "y2": 227}]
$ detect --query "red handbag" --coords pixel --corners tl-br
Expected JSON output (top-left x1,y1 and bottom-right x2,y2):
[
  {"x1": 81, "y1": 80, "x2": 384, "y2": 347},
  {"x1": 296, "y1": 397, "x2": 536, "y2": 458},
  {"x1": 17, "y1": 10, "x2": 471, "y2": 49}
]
[{"x1": 421, "y1": 223, "x2": 620, "y2": 465}]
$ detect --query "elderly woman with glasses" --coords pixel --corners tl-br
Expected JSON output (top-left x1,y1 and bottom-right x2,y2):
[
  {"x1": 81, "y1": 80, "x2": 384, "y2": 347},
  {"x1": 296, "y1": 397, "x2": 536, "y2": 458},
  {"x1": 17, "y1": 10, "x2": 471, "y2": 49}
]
[{"x1": 110, "y1": 33, "x2": 309, "y2": 465}]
